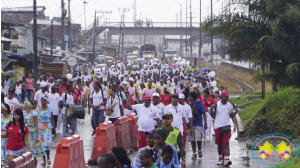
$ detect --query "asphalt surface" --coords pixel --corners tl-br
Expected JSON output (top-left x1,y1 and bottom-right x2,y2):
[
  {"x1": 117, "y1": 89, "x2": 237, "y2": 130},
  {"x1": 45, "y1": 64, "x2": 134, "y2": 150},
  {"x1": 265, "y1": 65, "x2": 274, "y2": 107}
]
[{"x1": 35, "y1": 109, "x2": 268, "y2": 168}]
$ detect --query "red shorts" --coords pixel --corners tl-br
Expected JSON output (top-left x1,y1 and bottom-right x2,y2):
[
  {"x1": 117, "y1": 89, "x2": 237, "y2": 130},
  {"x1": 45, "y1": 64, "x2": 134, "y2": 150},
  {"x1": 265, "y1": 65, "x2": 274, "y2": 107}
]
[
  {"x1": 214, "y1": 128, "x2": 231, "y2": 145},
  {"x1": 138, "y1": 131, "x2": 147, "y2": 148}
]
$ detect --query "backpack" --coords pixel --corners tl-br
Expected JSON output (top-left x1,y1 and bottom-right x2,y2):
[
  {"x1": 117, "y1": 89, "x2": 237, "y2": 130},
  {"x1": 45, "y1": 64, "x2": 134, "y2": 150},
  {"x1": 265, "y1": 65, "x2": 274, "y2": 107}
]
[
  {"x1": 157, "y1": 162, "x2": 174, "y2": 168},
  {"x1": 189, "y1": 101, "x2": 201, "y2": 123},
  {"x1": 58, "y1": 92, "x2": 68, "y2": 109},
  {"x1": 91, "y1": 89, "x2": 105, "y2": 109}
]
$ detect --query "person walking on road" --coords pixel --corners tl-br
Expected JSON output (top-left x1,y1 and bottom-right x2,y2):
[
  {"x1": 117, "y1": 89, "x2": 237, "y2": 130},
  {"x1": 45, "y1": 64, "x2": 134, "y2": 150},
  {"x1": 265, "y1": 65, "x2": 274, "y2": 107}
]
[
  {"x1": 135, "y1": 130, "x2": 156, "y2": 168},
  {"x1": 193, "y1": 57, "x2": 197, "y2": 67},
  {"x1": 89, "y1": 81, "x2": 107, "y2": 130},
  {"x1": 23, "y1": 100, "x2": 46, "y2": 166},
  {"x1": 97, "y1": 153, "x2": 117, "y2": 168},
  {"x1": 144, "y1": 79, "x2": 156, "y2": 98},
  {"x1": 1, "y1": 103, "x2": 12, "y2": 167},
  {"x1": 25, "y1": 73, "x2": 34, "y2": 100},
  {"x1": 127, "y1": 94, "x2": 161, "y2": 148},
  {"x1": 59, "y1": 85, "x2": 75, "y2": 137},
  {"x1": 106, "y1": 85, "x2": 124, "y2": 123},
  {"x1": 188, "y1": 92, "x2": 207, "y2": 160},
  {"x1": 210, "y1": 91, "x2": 239, "y2": 166},
  {"x1": 110, "y1": 146, "x2": 138, "y2": 168},
  {"x1": 152, "y1": 93, "x2": 165, "y2": 122},
  {"x1": 37, "y1": 96, "x2": 56, "y2": 166},
  {"x1": 178, "y1": 93, "x2": 193, "y2": 147},
  {"x1": 202, "y1": 89, "x2": 216, "y2": 141}
]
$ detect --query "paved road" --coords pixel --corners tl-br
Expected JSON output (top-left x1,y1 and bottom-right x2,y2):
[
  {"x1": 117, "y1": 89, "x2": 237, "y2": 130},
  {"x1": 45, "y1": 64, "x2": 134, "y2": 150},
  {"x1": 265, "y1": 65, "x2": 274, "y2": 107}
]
[{"x1": 36, "y1": 110, "x2": 267, "y2": 168}]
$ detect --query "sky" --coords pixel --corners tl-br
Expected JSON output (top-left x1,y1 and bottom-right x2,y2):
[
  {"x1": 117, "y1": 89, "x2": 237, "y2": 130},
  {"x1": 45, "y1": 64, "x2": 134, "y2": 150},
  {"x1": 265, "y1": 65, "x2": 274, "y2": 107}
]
[{"x1": 1, "y1": 0, "x2": 227, "y2": 29}]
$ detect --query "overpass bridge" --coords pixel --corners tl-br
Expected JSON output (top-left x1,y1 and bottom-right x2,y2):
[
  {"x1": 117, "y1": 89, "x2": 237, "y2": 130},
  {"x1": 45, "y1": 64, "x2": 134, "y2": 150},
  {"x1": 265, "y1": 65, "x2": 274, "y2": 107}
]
[{"x1": 83, "y1": 22, "x2": 209, "y2": 47}]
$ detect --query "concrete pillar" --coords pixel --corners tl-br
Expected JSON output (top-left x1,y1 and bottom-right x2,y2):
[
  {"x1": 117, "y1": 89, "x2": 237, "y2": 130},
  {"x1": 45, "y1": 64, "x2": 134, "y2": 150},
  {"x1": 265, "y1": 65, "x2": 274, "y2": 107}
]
[{"x1": 107, "y1": 32, "x2": 112, "y2": 47}]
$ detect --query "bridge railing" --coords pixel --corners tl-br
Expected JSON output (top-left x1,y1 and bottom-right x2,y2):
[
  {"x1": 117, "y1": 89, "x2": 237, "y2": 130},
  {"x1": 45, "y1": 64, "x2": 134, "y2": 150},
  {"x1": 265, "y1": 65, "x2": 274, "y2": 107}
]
[{"x1": 98, "y1": 22, "x2": 201, "y2": 28}]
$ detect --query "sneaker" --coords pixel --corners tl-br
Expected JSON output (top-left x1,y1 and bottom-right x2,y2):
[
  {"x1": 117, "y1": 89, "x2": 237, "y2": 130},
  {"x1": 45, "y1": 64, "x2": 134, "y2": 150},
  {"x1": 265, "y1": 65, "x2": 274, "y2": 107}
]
[
  {"x1": 191, "y1": 153, "x2": 197, "y2": 160},
  {"x1": 91, "y1": 131, "x2": 95, "y2": 136},
  {"x1": 225, "y1": 159, "x2": 232, "y2": 166},
  {"x1": 217, "y1": 158, "x2": 224, "y2": 165},
  {"x1": 198, "y1": 151, "x2": 202, "y2": 158}
]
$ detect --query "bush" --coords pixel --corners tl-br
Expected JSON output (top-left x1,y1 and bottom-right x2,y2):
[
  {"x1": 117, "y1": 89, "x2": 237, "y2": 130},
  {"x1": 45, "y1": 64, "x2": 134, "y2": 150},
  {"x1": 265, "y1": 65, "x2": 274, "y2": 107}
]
[{"x1": 244, "y1": 87, "x2": 300, "y2": 138}]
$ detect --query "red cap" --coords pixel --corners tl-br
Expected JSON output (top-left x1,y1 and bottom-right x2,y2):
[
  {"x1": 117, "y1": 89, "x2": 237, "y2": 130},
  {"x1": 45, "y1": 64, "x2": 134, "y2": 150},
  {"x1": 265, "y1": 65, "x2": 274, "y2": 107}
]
[
  {"x1": 93, "y1": 79, "x2": 97, "y2": 83},
  {"x1": 144, "y1": 95, "x2": 152, "y2": 100},
  {"x1": 220, "y1": 91, "x2": 229, "y2": 97}
]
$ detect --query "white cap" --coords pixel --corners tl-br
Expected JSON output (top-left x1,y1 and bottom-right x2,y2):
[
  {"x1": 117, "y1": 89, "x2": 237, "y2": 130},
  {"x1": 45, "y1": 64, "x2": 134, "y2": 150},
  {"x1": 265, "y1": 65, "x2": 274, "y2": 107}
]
[
  {"x1": 41, "y1": 82, "x2": 48, "y2": 88},
  {"x1": 123, "y1": 81, "x2": 128, "y2": 85},
  {"x1": 36, "y1": 81, "x2": 40, "y2": 85},
  {"x1": 214, "y1": 87, "x2": 219, "y2": 92},
  {"x1": 129, "y1": 77, "x2": 134, "y2": 82},
  {"x1": 152, "y1": 93, "x2": 160, "y2": 97},
  {"x1": 179, "y1": 93, "x2": 185, "y2": 99}
]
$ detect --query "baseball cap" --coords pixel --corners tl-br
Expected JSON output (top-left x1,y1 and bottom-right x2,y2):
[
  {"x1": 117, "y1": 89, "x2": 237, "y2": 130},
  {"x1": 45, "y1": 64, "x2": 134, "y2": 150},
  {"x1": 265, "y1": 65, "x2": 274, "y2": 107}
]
[
  {"x1": 162, "y1": 112, "x2": 173, "y2": 119},
  {"x1": 36, "y1": 81, "x2": 40, "y2": 85},
  {"x1": 179, "y1": 93, "x2": 185, "y2": 99},
  {"x1": 144, "y1": 129, "x2": 156, "y2": 136},
  {"x1": 171, "y1": 94, "x2": 179, "y2": 98},
  {"x1": 41, "y1": 82, "x2": 48, "y2": 88},
  {"x1": 144, "y1": 95, "x2": 152, "y2": 100},
  {"x1": 220, "y1": 91, "x2": 229, "y2": 97},
  {"x1": 129, "y1": 78, "x2": 134, "y2": 82},
  {"x1": 152, "y1": 93, "x2": 160, "y2": 97}
]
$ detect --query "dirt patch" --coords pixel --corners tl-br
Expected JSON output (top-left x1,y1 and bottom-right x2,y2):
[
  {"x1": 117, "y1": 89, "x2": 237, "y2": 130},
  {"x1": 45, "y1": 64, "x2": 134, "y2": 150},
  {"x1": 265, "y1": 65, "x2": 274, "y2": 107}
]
[{"x1": 197, "y1": 61, "x2": 272, "y2": 94}]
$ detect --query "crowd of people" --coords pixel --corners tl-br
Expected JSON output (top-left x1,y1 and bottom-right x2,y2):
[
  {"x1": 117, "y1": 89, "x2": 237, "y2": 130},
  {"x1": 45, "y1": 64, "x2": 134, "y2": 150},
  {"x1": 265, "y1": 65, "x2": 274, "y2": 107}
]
[{"x1": 1, "y1": 58, "x2": 239, "y2": 167}]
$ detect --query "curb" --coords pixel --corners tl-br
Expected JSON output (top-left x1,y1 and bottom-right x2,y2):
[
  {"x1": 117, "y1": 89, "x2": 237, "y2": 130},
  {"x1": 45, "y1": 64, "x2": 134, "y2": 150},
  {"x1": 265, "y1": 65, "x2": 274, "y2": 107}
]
[{"x1": 235, "y1": 113, "x2": 244, "y2": 138}]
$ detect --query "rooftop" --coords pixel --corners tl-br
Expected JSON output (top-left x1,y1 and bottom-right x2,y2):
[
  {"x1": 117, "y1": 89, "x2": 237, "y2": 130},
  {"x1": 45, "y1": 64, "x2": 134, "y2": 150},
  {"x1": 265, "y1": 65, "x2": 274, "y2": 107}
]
[{"x1": 1, "y1": 6, "x2": 46, "y2": 12}]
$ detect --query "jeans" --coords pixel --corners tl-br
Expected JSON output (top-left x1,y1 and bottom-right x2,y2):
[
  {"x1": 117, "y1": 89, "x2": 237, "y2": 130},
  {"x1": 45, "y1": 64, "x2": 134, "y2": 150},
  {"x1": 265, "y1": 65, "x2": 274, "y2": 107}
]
[
  {"x1": 26, "y1": 89, "x2": 33, "y2": 100},
  {"x1": 82, "y1": 98, "x2": 86, "y2": 108},
  {"x1": 93, "y1": 109, "x2": 105, "y2": 129},
  {"x1": 15, "y1": 94, "x2": 22, "y2": 103},
  {"x1": 62, "y1": 113, "x2": 76, "y2": 137}
]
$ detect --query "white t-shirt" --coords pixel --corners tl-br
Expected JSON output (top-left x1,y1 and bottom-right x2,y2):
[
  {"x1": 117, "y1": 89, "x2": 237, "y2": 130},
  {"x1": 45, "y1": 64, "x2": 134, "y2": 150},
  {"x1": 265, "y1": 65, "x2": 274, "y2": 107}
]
[
  {"x1": 182, "y1": 103, "x2": 193, "y2": 124},
  {"x1": 132, "y1": 104, "x2": 159, "y2": 132},
  {"x1": 91, "y1": 89, "x2": 107, "y2": 110},
  {"x1": 4, "y1": 97, "x2": 19, "y2": 114},
  {"x1": 164, "y1": 104, "x2": 185, "y2": 135},
  {"x1": 214, "y1": 101, "x2": 234, "y2": 129},
  {"x1": 83, "y1": 75, "x2": 90, "y2": 82},
  {"x1": 152, "y1": 103, "x2": 165, "y2": 120},
  {"x1": 106, "y1": 96, "x2": 123, "y2": 118},
  {"x1": 48, "y1": 93, "x2": 61, "y2": 115},
  {"x1": 15, "y1": 84, "x2": 22, "y2": 95},
  {"x1": 60, "y1": 92, "x2": 74, "y2": 114},
  {"x1": 34, "y1": 90, "x2": 49, "y2": 107}
]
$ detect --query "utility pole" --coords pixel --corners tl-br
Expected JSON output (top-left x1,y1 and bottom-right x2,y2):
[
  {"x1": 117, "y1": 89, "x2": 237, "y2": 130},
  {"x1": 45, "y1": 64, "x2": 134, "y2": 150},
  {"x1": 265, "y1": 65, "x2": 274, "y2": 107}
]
[
  {"x1": 118, "y1": 8, "x2": 130, "y2": 56},
  {"x1": 190, "y1": 0, "x2": 192, "y2": 58},
  {"x1": 61, "y1": 0, "x2": 65, "y2": 57},
  {"x1": 185, "y1": 0, "x2": 188, "y2": 58},
  {"x1": 92, "y1": 10, "x2": 96, "y2": 65},
  {"x1": 68, "y1": 0, "x2": 71, "y2": 52},
  {"x1": 211, "y1": 0, "x2": 214, "y2": 70},
  {"x1": 133, "y1": 0, "x2": 136, "y2": 22},
  {"x1": 199, "y1": 0, "x2": 201, "y2": 70},
  {"x1": 33, "y1": 0, "x2": 38, "y2": 81},
  {"x1": 83, "y1": 1, "x2": 88, "y2": 69},
  {"x1": 51, "y1": 19, "x2": 53, "y2": 61}
]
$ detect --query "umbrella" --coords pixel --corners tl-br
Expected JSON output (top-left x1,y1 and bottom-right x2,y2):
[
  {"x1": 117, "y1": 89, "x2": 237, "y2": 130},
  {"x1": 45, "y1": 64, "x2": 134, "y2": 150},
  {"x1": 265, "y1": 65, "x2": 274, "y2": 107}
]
[
  {"x1": 201, "y1": 68, "x2": 211, "y2": 72},
  {"x1": 2, "y1": 70, "x2": 22, "y2": 77},
  {"x1": 194, "y1": 75, "x2": 209, "y2": 81}
]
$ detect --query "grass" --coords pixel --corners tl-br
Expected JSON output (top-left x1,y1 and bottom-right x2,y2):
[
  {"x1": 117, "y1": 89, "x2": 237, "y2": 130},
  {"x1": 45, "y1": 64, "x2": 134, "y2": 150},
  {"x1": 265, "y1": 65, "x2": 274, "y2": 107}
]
[
  {"x1": 244, "y1": 87, "x2": 300, "y2": 138},
  {"x1": 230, "y1": 93, "x2": 265, "y2": 127},
  {"x1": 280, "y1": 150, "x2": 300, "y2": 168}
]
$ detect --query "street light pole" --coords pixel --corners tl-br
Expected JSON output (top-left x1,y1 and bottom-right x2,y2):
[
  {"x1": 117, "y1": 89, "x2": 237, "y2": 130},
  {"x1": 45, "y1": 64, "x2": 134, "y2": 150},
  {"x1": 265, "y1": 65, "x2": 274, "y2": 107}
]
[
  {"x1": 199, "y1": 0, "x2": 201, "y2": 70},
  {"x1": 33, "y1": 0, "x2": 38, "y2": 81}
]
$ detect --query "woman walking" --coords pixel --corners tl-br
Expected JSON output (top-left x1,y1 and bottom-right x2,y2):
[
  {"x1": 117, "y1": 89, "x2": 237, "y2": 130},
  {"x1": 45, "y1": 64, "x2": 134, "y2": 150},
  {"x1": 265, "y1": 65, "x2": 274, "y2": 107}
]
[
  {"x1": 1, "y1": 108, "x2": 30, "y2": 164},
  {"x1": 1, "y1": 103, "x2": 12, "y2": 166},
  {"x1": 26, "y1": 73, "x2": 35, "y2": 100},
  {"x1": 23, "y1": 100, "x2": 46, "y2": 166},
  {"x1": 37, "y1": 96, "x2": 57, "y2": 166}
]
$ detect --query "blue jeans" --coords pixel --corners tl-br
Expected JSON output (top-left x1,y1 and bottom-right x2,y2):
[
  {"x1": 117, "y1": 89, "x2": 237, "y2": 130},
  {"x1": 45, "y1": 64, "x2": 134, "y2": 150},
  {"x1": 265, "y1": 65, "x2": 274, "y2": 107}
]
[
  {"x1": 15, "y1": 94, "x2": 21, "y2": 103},
  {"x1": 62, "y1": 113, "x2": 76, "y2": 137},
  {"x1": 26, "y1": 89, "x2": 33, "y2": 100},
  {"x1": 93, "y1": 109, "x2": 105, "y2": 130}
]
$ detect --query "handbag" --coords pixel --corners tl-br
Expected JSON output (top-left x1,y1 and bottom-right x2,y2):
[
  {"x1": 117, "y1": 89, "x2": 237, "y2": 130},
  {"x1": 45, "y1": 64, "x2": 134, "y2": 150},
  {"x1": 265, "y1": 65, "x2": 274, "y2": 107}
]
[{"x1": 220, "y1": 125, "x2": 231, "y2": 134}]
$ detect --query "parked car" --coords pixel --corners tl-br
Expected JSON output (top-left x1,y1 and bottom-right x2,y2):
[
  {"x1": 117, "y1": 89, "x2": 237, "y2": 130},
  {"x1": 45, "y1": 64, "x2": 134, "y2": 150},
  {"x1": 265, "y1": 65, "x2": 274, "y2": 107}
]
[
  {"x1": 94, "y1": 64, "x2": 108, "y2": 75},
  {"x1": 105, "y1": 56, "x2": 113, "y2": 65}
]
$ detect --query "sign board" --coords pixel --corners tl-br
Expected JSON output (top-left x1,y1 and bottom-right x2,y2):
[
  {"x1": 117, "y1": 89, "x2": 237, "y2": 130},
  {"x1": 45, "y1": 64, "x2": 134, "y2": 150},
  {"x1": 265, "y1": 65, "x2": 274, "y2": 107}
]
[
  {"x1": 64, "y1": 35, "x2": 69, "y2": 42},
  {"x1": 68, "y1": 56, "x2": 77, "y2": 66},
  {"x1": 18, "y1": 35, "x2": 27, "y2": 48}
]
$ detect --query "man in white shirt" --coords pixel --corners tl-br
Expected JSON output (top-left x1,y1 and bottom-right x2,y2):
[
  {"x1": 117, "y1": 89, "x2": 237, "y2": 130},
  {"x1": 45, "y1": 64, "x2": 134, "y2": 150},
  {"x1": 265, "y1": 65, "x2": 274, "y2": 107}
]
[
  {"x1": 164, "y1": 94, "x2": 188, "y2": 136},
  {"x1": 106, "y1": 86, "x2": 124, "y2": 123},
  {"x1": 210, "y1": 91, "x2": 239, "y2": 166},
  {"x1": 152, "y1": 93, "x2": 165, "y2": 121},
  {"x1": 89, "y1": 81, "x2": 107, "y2": 135},
  {"x1": 178, "y1": 93, "x2": 193, "y2": 145},
  {"x1": 59, "y1": 84, "x2": 75, "y2": 137},
  {"x1": 48, "y1": 86, "x2": 62, "y2": 133},
  {"x1": 4, "y1": 88, "x2": 19, "y2": 116},
  {"x1": 127, "y1": 94, "x2": 161, "y2": 148},
  {"x1": 34, "y1": 82, "x2": 49, "y2": 108}
]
